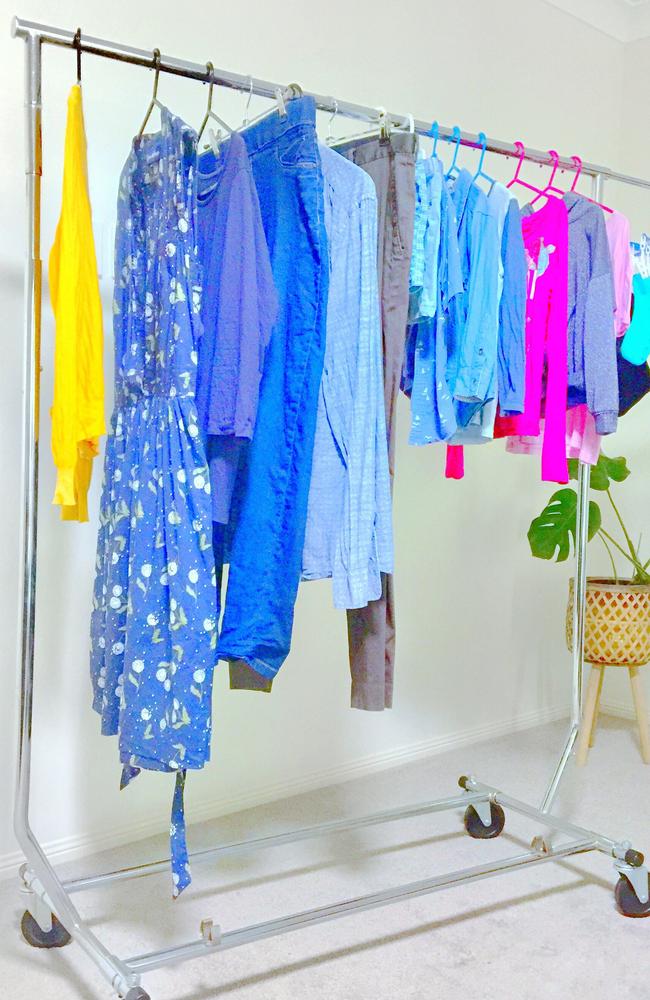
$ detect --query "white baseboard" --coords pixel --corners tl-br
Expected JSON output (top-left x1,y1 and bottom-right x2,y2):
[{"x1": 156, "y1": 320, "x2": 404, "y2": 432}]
[
  {"x1": 600, "y1": 698, "x2": 636, "y2": 721},
  {"x1": 0, "y1": 702, "x2": 566, "y2": 881}
]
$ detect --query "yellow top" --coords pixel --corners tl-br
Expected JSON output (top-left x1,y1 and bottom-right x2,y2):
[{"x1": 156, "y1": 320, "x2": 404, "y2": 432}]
[{"x1": 49, "y1": 84, "x2": 105, "y2": 522}]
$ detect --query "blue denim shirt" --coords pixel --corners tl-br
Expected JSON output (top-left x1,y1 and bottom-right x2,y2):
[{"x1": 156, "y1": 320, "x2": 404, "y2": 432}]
[
  {"x1": 403, "y1": 158, "x2": 463, "y2": 444},
  {"x1": 450, "y1": 180, "x2": 511, "y2": 442},
  {"x1": 410, "y1": 156, "x2": 430, "y2": 291},
  {"x1": 409, "y1": 155, "x2": 442, "y2": 321},
  {"x1": 446, "y1": 169, "x2": 500, "y2": 422},
  {"x1": 302, "y1": 145, "x2": 393, "y2": 608},
  {"x1": 498, "y1": 198, "x2": 527, "y2": 415}
]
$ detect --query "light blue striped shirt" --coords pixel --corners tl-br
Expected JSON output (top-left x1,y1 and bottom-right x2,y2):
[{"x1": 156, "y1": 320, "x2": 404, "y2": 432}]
[{"x1": 301, "y1": 145, "x2": 393, "y2": 609}]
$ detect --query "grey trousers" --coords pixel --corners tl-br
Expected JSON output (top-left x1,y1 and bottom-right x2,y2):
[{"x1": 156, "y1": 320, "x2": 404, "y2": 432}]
[{"x1": 342, "y1": 132, "x2": 416, "y2": 711}]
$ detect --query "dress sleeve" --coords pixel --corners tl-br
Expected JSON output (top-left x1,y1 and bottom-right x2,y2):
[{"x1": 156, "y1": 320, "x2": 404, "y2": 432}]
[
  {"x1": 50, "y1": 86, "x2": 105, "y2": 516},
  {"x1": 497, "y1": 200, "x2": 527, "y2": 415},
  {"x1": 333, "y1": 187, "x2": 392, "y2": 609},
  {"x1": 454, "y1": 204, "x2": 500, "y2": 405},
  {"x1": 612, "y1": 212, "x2": 632, "y2": 337},
  {"x1": 203, "y1": 166, "x2": 278, "y2": 524},
  {"x1": 204, "y1": 167, "x2": 277, "y2": 440},
  {"x1": 540, "y1": 205, "x2": 569, "y2": 484}
]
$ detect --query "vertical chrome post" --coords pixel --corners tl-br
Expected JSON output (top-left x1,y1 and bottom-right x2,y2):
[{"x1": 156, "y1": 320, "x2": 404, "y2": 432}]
[
  {"x1": 14, "y1": 25, "x2": 42, "y2": 858},
  {"x1": 539, "y1": 458, "x2": 592, "y2": 814},
  {"x1": 571, "y1": 459, "x2": 592, "y2": 729},
  {"x1": 10, "y1": 25, "x2": 136, "y2": 996},
  {"x1": 539, "y1": 173, "x2": 603, "y2": 815}
]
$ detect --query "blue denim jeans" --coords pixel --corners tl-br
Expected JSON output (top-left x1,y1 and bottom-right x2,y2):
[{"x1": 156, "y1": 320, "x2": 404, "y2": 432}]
[{"x1": 217, "y1": 97, "x2": 329, "y2": 683}]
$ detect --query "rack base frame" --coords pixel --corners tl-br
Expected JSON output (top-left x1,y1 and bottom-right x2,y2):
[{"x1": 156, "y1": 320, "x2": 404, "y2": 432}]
[
  {"x1": 11, "y1": 16, "x2": 650, "y2": 1000},
  {"x1": 17, "y1": 776, "x2": 650, "y2": 999}
]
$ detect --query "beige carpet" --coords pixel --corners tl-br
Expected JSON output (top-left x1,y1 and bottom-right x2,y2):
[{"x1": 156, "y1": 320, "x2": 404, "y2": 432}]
[{"x1": 2, "y1": 716, "x2": 648, "y2": 999}]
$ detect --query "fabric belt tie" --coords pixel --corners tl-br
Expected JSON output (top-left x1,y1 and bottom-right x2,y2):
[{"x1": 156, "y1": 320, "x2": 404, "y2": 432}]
[{"x1": 121, "y1": 765, "x2": 191, "y2": 897}]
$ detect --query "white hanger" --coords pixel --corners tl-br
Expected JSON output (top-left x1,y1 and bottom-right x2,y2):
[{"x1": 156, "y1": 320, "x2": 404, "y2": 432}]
[
  {"x1": 242, "y1": 75, "x2": 254, "y2": 127},
  {"x1": 326, "y1": 99, "x2": 339, "y2": 146}
]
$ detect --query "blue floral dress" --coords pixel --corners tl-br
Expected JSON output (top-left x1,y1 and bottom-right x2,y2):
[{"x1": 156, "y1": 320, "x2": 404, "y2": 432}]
[{"x1": 90, "y1": 108, "x2": 216, "y2": 895}]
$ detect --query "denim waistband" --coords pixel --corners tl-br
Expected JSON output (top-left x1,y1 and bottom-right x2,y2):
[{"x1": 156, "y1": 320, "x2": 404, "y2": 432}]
[
  {"x1": 340, "y1": 131, "x2": 418, "y2": 166},
  {"x1": 243, "y1": 94, "x2": 317, "y2": 157}
]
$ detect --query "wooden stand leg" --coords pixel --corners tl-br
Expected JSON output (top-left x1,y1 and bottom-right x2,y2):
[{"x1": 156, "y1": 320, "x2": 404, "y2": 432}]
[
  {"x1": 589, "y1": 666, "x2": 605, "y2": 747},
  {"x1": 577, "y1": 665, "x2": 603, "y2": 766},
  {"x1": 628, "y1": 666, "x2": 650, "y2": 765}
]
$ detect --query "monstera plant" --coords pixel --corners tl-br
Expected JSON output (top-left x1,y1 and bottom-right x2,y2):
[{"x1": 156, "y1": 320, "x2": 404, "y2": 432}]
[
  {"x1": 528, "y1": 453, "x2": 650, "y2": 584},
  {"x1": 528, "y1": 453, "x2": 650, "y2": 708}
]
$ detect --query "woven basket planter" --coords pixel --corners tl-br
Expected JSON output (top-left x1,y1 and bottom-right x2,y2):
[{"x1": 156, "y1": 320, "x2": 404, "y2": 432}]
[{"x1": 566, "y1": 577, "x2": 650, "y2": 667}]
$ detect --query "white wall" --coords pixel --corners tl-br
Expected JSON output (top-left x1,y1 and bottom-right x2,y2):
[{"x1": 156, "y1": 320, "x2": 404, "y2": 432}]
[
  {"x1": 0, "y1": 0, "x2": 648, "y2": 871},
  {"x1": 588, "y1": 34, "x2": 650, "y2": 716}
]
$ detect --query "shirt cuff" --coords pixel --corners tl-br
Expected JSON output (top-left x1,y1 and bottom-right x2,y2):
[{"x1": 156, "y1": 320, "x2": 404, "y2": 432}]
[
  {"x1": 593, "y1": 410, "x2": 618, "y2": 435},
  {"x1": 229, "y1": 661, "x2": 273, "y2": 692}
]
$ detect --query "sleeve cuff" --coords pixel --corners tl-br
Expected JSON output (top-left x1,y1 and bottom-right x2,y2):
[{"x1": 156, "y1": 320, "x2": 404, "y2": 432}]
[
  {"x1": 228, "y1": 661, "x2": 273, "y2": 693},
  {"x1": 593, "y1": 410, "x2": 618, "y2": 435}
]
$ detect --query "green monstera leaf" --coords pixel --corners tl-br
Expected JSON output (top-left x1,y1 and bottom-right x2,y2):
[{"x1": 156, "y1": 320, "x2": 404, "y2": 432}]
[
  {"x1": 528, "y1": 488, "x2": 602, "y2": 562},
  {"x1": 568, "y1": 453, "x2": 630, "y2": 492}
]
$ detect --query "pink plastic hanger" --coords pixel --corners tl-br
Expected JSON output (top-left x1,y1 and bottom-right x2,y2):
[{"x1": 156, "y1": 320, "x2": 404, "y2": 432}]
[
  {"x1": 569, "y1": 154, "x2": 582, "y2": 192},
  {"x1": 529, "y1": 149, "x2": 564, "y2": 205},
  {"x1": 507, "y1": 141, "x2": 547, "y2": 200},
  {"x1": 569, "y1": 155, "x2": 614, "y2": 213}
]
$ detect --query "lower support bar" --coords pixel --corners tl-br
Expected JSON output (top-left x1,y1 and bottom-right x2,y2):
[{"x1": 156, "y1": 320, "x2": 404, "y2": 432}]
[
  {"x1": 64, "y1": 790, "x2": 489, "y2": 894},
  {"x1": 469, "y1": 781, "x2": 621, "y2": 856},
  {"x1": 126, "y1": 839, "x2": 596, "y2": 974}
]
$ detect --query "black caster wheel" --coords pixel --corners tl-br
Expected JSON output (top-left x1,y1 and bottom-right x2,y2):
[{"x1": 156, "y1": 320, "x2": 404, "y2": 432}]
[
  {"x1": 615, "y1": 875, "x2": 650, "y2": 917},
  {"x1": 463, "y1": 803, "x2": 506, "y2": 839},
  {"x1": 124, "y1": 989, "x2": 151, "y2": 1000},
  {"x1": 20, "y1": 910, "x2": 72, "y2": 948}
]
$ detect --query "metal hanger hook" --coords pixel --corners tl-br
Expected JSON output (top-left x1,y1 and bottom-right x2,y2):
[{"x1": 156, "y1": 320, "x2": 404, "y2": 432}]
[
  {"x1": 375, "y1": 106, "x2": 390, "y2": 137},
  {"x1": 205, "y1": 61, "x2": 215, "y2": 111},
  {"x1": 243, "y1": 75, "x2": 254, "y2": 126},
  {"x1": 327, "y1": 99, "x2": 339, "y2": 143},
  {"x1": 151, "y1": 47, "x2": 162, "y2": 99},
  {"x1": 73, "y1": 27, "x2": 82, "y2": 84}
]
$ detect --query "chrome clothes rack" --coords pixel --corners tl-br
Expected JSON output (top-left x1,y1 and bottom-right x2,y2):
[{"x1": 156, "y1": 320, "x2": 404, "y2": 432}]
[{"x1": 11, "y1": 16, "x2": 650, "y2": 1000}]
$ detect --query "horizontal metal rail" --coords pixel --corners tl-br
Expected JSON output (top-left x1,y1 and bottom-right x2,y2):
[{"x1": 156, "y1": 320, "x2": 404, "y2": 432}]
[
  {"x1": 11, "y1": 16, "x2": 650, "y2": 189},
  {"x1": 501, "y1": 796, "x2": 618, "y2": 853},
  {"x1": 63, "y1": 790, "x2": 490, "y2": 893},
  {"x1": 475, "y1": 783, "x2": 621, "y2": 855},
  {"x1": 126, "y1": 840, "x2": 597, "y2": 974}
]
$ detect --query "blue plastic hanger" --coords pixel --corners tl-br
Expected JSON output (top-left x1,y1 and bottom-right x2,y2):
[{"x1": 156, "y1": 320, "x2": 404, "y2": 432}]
[
  {"x1": 429, "y1": 120, "x2": 439, "y2": 158},
  {"x1": 472, "y1": 131, "x2": 495, "y2": 192},
  {"x1": 445, "y1": 125, "x2": 462, "y2": 180}
]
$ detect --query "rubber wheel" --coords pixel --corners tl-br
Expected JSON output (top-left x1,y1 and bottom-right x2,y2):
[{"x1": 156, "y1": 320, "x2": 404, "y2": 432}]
[
  {"x1": 124, "y1": 989, "x2": 151, "y2": 1000},
  {"x1": 20, "y1": 910, "x2": 72, "y2": 948},
  {"x1": 615, "y1": 874, "x2": 650, "y2": 917},
  {"x1": 463, "y1": 802, "x2": 506, "y2": 839}
]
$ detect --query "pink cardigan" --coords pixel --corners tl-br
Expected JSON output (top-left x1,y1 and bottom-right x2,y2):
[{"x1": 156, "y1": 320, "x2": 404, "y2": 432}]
[{"x1": 494, "y1": 196, "x2": 569, "y2": 484}]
